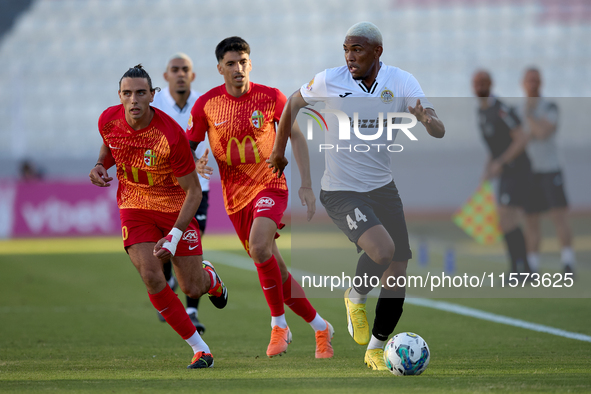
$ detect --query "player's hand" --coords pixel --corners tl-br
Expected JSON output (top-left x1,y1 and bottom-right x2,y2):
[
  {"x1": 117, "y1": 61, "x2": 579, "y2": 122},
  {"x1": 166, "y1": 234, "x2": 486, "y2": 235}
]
[
  {"x1": 266, "y1": 151, "x2": 288, "y2": 178},
  {"x1": 196, "y1": 148, "x2": 213, "y2": 180},
  {"x1": 89, "y1": 164, "x2": 113, "y2": 187},
  {"x1": 408, "y1": 99, "x2": 431, "y2": 124},
  {"x1": 298, "y1": 187, "x2": 316, "y2": 221},
  {"x1": 484, "y1": 159, "x2": 503, "y2": 179},
  {"x1": 487, "y1": 159, "x2": 503, "y2": 178},
  {"x1": 153, "y1": 228, "x2": 182, "y2": 261},
  {"x1": 153, "y1": 238, "x2": 172, "y2": 261}
]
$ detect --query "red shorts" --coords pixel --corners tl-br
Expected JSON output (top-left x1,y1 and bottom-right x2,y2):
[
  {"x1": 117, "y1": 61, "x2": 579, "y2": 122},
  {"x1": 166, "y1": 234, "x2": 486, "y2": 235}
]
[
  {"x1": 119, "y1": 209, "x2": 202, "y2": 256},
  {"x1": 228, "y1": 188, "x2": 288, "y2": 253}
]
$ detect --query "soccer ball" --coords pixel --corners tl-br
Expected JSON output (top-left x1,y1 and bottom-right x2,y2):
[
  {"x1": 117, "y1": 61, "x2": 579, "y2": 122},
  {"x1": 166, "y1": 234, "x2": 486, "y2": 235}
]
[{"x1": 383, "y1": 332, "x2": 430, "y2": 376}]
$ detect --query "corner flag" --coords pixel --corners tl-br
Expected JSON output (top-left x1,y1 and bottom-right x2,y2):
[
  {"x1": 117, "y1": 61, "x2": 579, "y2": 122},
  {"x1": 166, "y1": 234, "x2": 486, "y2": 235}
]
[{"x1": 453, "y1": 181, "x2": 502, "y2": 245}]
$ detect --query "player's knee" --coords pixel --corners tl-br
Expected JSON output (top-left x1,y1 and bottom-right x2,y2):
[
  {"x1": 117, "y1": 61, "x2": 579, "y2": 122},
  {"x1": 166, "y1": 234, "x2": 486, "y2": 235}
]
[
  {"x1": 249, "y1": 242, "x2": 272, "y2": 264},
  {"x1": 370, "y1": 245, "x2": 395, "y2": 266},
  {"x1": 141, "y1": 269, "x2": 166, "y2": 291}
]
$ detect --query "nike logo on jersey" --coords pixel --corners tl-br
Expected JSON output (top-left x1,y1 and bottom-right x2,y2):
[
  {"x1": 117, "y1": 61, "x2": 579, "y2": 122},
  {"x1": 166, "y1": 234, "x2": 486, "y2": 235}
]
[
  {"x1": 109, "y1": 144, "x2": 121, "y2": 149},
  {"x1": 263, "y1": 285, "x2": 277, "y2": 290},
  {"x1": 214, "y1": 120, "x2": 229, "y2": 126},
  {"x1": 188, "y1": 245, "x2": 199, "y2": 250},
  {"x1": 257, "y1": 208, "x2": 270, "y2": 212},
  {"x1": 339, "y1": 92, "x2": 353, "y2": 98}
]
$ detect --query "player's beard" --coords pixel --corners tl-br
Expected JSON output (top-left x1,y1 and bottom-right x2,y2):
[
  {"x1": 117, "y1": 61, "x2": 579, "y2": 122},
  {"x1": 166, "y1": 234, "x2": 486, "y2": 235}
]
[{"x1": 176, "y1": 90, "x2": 187, "y2": 95}]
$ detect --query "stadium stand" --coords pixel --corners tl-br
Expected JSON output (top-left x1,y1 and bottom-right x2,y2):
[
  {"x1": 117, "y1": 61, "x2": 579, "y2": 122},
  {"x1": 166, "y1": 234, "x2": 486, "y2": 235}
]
[{"x1": 0, "y1": 0, "x2": 589, "y2": 210}]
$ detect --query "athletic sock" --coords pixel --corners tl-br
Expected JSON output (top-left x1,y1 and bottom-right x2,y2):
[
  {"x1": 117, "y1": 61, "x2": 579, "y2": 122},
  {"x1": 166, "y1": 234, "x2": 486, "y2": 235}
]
[
  {"x1": 348, "y1": 287, "x2": 368, "y2": 304},
  {"x1": 186, "y1": 295, "x2": 200, "y2": 309},
  {"x1": 203, "y1": 268, "x2": 217, "y2": 294},
  {"x1": 185, "y1": 330, "x2": 210, "y2": 354},
  {"x1": 504, "y1": 228, "x2": 531, "y2": 273},
  {"x1": 372, "y1": 287, "x2": 405, "y2": 342},
  {"x1": 353, "y1": 252, "x2": 389, "y2": 295},
  {"x1": 271, "y1": 314, "x2": 288, "y2": 329},
  {"x1": 282, "y1": 272, "x2": 317, "y2": 323},
  {"x1": 308, "y1": 313, "x2": 328, "y2": 332},
  {"x1": 186, "y1": 307, "x2": 197, "y2": 316},
  {"x1": 561, "y1": 247, "x2": 576, "y2": 268},
  {"x1": 148, "y1": 284, "x2": 196, "y2": 340},
  {"x1": 527, "y1": 252, "x2": 540, "y2": 273},
  {"x1": 255, "y1": 255, "x2": 285, "y2": 317},
  {"x1": 367, "y1": 335, "x2": 386, "y2": 350},
  {"x1": 163, "y1": 261, "x2": 173, "y2": 282}
]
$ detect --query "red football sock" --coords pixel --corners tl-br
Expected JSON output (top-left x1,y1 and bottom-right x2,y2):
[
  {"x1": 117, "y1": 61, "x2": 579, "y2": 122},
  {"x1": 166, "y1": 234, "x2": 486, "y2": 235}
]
[
  {"x1": 283, "y1": 272, "x2": 317, "y2": 323},
  {"x1": 255, "y1": 255, "x2": 285, "y2": 317},
  {"x1": 148, "y1": 284, "x2": 196, "y2": 340}
]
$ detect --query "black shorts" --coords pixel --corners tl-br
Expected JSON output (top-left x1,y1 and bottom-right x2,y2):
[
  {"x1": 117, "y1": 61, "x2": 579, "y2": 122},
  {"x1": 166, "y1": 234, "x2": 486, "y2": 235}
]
[
  {"x1": 194, "y1": 191, "x2": 209, "y2": 232},
  {"x1": 319, "y1": 181, "x2": 412, "y2": 262},
  {"x1": 498, "y1": 167, "x2": 533, "y2": 212},
  {"x1": 528, "y1": 171, "x2": 568, "y2": 213}
]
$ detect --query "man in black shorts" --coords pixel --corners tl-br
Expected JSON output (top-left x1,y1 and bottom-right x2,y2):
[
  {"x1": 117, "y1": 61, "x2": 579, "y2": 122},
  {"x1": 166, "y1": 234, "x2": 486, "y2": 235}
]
[
  {"x1": 518, "y1": 67, "x2": 575, "y2": 274},
  {"x1": 472, "y1": 70, "x2": 532, "y2": 275},
  {"x1": 269, "y1": 22, "x2": 446, "y2": 370}
]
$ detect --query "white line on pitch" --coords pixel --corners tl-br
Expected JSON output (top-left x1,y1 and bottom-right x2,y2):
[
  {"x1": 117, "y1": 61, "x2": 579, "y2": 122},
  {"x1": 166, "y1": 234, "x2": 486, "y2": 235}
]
[
  {"x1": 207, "y1": 250, "x2": 591, "y2": 343},
  {"x1": 406, "y1": 298, "x2": 591, "y2": 343}
]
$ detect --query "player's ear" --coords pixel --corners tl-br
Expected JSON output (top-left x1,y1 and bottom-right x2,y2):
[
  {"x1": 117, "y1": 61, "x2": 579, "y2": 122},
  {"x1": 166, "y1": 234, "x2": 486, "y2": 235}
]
[
  {"x1": 375, "y1": 45, "x2": 383, "y2": 59},
  {"x1": 190, "y1": 71, "x2": 196, "y2": 82},
  {"x1": 163, "y1": 71, "x2": 170, "y2": 82},
  {"x1": 217, "y1": 63, "x2": 223, "y2": 75},
  {"x1": 118, "y1": 90, "x2": 123, "y2": 103}
]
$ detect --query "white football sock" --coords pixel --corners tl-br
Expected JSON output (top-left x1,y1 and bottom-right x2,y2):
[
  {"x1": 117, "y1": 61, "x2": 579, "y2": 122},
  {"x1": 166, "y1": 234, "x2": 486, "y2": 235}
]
[
  {"x1": 561, "y1": 247, "x2": 575, "y2": 267},
  {"x1": 186, "y1": 330, "x2": 210, "y2": 354},
  {"x1": 186, "y1": 307, "x2": 197, "y2": 316},
  {"x1": 527, "y1": 252, "x2": 539, "y2": 273},
  {"x1": 271, "y1": 314, "x2": 288, "y2": 329},
  {"x1": 367, "y1": 335, "x2": 386, "y2": 350},
  {"x1": 348, "y1": 287, "x2": 367, "y2": 304},
  {"x1": 309, "y1": 313, "x2": 327, "y2": 331}
]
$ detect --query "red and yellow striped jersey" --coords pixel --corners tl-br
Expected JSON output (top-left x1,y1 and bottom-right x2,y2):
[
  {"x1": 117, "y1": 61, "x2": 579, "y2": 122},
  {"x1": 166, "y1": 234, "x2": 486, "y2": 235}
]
[
  {"x1": 99, "y1": 105, "x2": 195, "y2": 212},
  {"x1": 187, "y1": 83, "x2": 287, "y2": 215}
]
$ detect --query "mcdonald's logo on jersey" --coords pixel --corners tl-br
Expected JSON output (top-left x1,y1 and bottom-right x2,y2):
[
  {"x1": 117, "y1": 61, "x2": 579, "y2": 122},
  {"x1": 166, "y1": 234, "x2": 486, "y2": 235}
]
[{"x1": 226, "y1": 135, "x2": 261, "y2": 166}]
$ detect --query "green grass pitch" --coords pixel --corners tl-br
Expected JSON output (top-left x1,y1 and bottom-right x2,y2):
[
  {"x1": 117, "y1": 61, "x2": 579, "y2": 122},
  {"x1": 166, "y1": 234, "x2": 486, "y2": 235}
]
[{"x1": 1, "y1": 223, "x2": 590, "y2": 393}]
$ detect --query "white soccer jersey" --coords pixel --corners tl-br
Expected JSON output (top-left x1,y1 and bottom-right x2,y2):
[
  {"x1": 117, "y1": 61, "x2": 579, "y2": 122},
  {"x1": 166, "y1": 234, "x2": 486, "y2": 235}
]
[
  {"x1": 300, "y1": 63, "x2": 433, "y2": 192},
  {"x1": 516, "y1": 98, "x2": 561, "y2": 173},
  {"x1": 152, "y1": 88, "x2": 210, "y2": 191}
]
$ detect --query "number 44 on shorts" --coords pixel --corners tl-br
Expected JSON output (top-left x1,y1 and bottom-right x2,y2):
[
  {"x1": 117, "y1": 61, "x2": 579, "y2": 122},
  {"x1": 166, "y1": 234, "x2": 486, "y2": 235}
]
[{"x1": 347, "y1": 208, "x2": 367, "y2": 230}]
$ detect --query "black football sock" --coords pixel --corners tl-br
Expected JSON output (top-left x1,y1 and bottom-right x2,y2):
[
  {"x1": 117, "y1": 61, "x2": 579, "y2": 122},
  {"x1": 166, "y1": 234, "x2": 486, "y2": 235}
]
[
  {"x1": 503, "y1": 228, "x2": 531, "y2": 273},
  {"x1": 163, "y1": 261, "x2": 173, "y2": 282},
  {"x1": 353, "y1": 252, "x2": 389, "y2": 295},
  {"x1": 372, "y1": 287, "x2": 405, "y2": 342},
  {"x1": 186, "y1": 295, "x2": 200, "y2": 310}
]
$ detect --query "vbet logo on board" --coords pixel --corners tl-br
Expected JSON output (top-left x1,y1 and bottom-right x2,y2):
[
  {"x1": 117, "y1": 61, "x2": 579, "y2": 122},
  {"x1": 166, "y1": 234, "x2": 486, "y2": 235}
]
[{"x1": 301, "y1": 105, "x2": 419, "y2": 153}]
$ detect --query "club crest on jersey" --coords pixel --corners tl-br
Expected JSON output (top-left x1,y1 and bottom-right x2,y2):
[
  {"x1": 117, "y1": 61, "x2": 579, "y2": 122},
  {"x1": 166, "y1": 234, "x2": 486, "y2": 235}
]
[
  {"x1": 187, "y1": 114, "x2": 193, "y2": 130},
  {"x1": 144, "y1": 150, "x2": 157, "y2": 166},
  {"x1": 380, "y1": 89, "x2": 394, "y2": 103},
  {"x1": 251, "y1": 110, "x2": 264, "y2": 129},
  {"x1": 255, "y1": 197, "x2": 275, "y2": 209},
  {"x1": 306, "y1": 77, "x2": 315, "y2": 91},
  {"x1": 182, "y1": 229, "x2": 199, "y2": 244}
]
